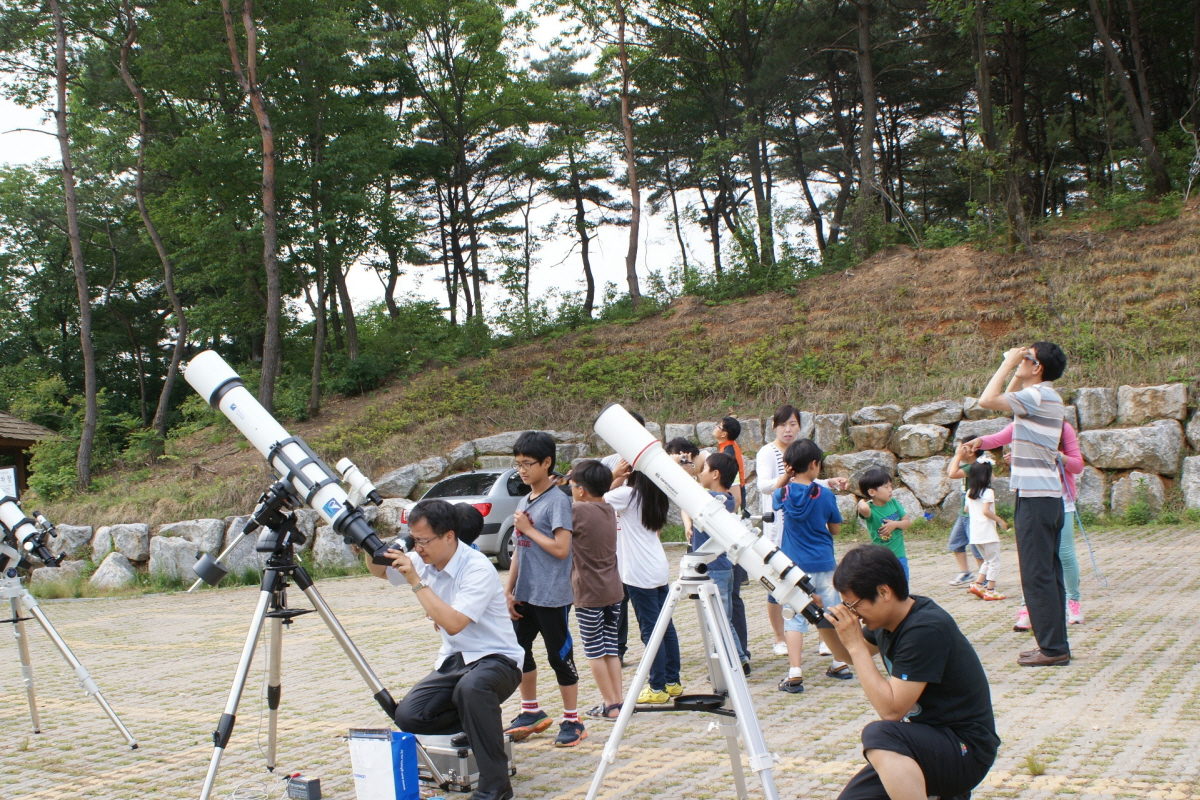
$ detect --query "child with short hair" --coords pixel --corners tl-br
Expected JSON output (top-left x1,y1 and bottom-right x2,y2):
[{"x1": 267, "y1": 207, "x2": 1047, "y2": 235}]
[
  {"x1": 713, "y1": 417, "x2": 746, "y2": 510},
  {"x1": 690, "y1": 451, "x2": 752, "y2": 673},
  {"x1": 772, "y1": 439, "x2": 850, "y2": 693},
  {"x1": 855, "y1": 468, "x2": 912, "y2": 579},
  {"x1": 504, "y1": 431, "x2": 583, "y2": 747},
  {"x1": 965, "y1": 456, "x2": 1008, "y2": 601},
  {"x1": 946, "y1": 443, "x2": 985, "y2": 585},
  {"x1": 566, "y1": 460, "x2": 625, "y2": 722}
]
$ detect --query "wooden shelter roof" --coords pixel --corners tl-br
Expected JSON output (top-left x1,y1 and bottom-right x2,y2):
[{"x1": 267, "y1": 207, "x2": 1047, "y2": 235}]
[{"x1": 0, "y1": 410, "x2": 54, "y2": 446}]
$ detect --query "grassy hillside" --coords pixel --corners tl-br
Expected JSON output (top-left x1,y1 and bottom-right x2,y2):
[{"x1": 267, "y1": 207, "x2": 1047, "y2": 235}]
[{"x1": 41, "y1": 197, "x2": 1200, "y2": 526}]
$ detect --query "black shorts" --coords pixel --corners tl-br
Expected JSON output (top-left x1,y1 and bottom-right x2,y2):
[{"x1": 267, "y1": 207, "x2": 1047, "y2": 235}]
[
  {"x1": 512, "y1": 603, "x2": 578, "y2": 686},
  {"x1": 837, "y1": 720, "x2": 994, "y2": 800}
]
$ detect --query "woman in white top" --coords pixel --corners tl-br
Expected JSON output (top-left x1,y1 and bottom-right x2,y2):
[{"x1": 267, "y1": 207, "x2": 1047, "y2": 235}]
[{"x1": 757, "y1": 405, "x2": 803, "y2": 654}]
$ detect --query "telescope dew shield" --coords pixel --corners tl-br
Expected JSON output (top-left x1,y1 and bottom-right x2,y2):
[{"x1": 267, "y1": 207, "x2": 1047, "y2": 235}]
[
  {"x1": 184, "y1": 351, "x2": 389, "y2": 560},
  {"x1": 593, "y1": 402, "x2": 824, "y2": 624}
]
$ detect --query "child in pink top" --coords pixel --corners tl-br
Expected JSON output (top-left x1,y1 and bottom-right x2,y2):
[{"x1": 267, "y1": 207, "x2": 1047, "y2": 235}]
[{"x1": 965, "y1": 421, "x2": 1086, "y2": 627}]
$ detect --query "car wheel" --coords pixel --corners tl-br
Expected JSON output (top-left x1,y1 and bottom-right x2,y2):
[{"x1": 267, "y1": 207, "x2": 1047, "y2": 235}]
[{"x1": 496, "y1": 527, "x2": 516, "y2": 570}]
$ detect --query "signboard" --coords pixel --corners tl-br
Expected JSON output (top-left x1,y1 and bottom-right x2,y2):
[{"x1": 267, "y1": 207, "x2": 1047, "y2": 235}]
[{"x1": 0, "y1": 467, "x2": 15, "y2": 500}]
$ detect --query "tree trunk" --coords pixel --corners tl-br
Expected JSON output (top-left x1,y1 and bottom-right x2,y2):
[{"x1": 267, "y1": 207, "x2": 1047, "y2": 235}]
[
  {"x1": 852, "y1": 0, "x2": 878, "y2": 261},
  {"x1": 50, "y1": 0, "x2": 96, "y2": 492},
  {"x1": 307, "y1": 241, "x2": 327, "y2": 417},
  {"x1": 567, "y1": 144, "x2": 595, "y2": 318},
  {"x1": 663, "y1": 156, "x2": 691, "y2": 278},
  {"x1": 221, "y1": 0, "x2": 281, "y2": 410},
  {"x1": 435, "y1": 186, "x2": 457, "y2": 325},
  {"x1": 1193, "y1": 0, "x2": 1200, "y2": 130},
  {"x1": 744, "y1": 110, "x2": 775, "y2": 268},
  {"x1": 974, "y1": 0, "x2": 997, "y2": 151},
  {"x1": 119, "y1": 2, "x2": 187, "y2": 442},
  {"x1": 328, "y1": 233, "x2": 359, "y2": 361},
  {"x1": 616, "y1": 0, "x2": 642, "y2": 310},
  {"x1": 1087, "y1": 0, "x2": 1172, "y2": 195}
]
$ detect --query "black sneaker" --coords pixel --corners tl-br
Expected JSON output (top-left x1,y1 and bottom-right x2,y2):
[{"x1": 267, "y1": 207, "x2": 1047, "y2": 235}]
[
  {"x1": 742, "y1": 660, "x2": 752, "y2": 676},
  {"x1": 554, "y1": 719, "x2": 587, "y2": 747},
  {"x1": 503, "y1": 709, "x2": 551, "y2": 741}
]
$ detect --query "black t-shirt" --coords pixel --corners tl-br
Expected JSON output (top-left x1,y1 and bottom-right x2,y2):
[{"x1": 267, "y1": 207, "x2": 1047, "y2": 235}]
[{"x1": 863, "y1": 596, "x2": 1000, "y2": 761}]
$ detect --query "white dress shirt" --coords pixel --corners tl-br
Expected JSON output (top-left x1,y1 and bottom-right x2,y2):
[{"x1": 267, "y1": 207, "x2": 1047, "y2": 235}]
[{"x1": 387, "y1": 543, "x2": 523, "y2": 668}]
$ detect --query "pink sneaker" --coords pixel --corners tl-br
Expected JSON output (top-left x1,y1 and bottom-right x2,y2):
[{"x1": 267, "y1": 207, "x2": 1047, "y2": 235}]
[
  {"x1": 1066, "y1": 600, "x2": 1083, "y2": 625},
  {"x1": 1013, "y1": 605, "x2": 1031, "y2": 631}
]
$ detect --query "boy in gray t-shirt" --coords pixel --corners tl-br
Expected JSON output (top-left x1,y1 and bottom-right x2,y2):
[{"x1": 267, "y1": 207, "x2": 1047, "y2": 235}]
[{"x1": 503, "y1": 432, "x2": 583, "y2": 746}]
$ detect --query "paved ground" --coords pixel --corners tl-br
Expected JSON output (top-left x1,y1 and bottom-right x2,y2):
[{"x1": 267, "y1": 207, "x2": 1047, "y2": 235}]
[{"x1": 2, "y1": 527, "x2": 1199, "y2": 800}]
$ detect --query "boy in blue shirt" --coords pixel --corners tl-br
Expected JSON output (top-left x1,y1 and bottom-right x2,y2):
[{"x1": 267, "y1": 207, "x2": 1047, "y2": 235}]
[
  {"x1": 773, "y1": 439, "x2": 851, "y2": 693},
  {"x1": 688, "y1": 452, "x2": 752, "y2": 674}
]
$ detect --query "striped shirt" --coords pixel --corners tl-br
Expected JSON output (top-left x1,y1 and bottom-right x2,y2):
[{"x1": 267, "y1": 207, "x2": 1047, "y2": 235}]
[{"x1": 1004, "y1": 384, "x2": 1064, "y2": 498}]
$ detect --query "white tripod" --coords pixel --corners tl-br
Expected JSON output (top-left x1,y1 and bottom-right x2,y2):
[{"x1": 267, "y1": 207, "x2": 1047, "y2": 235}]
[
  {"x1": 1, "y1": 544, "x2": 138, "y2": 748},
  {"x1": 586, "y1": 547, "x2": 779, "y2": 800}
]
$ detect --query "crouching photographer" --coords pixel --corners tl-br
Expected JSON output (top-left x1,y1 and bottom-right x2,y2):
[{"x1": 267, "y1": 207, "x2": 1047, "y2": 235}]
[
  {"x1": 365, "y1": 499, "x2": 524, "y2": 800},
  {"x1": 819, "y1": 546, "x2": 1000, "y2": 800}
]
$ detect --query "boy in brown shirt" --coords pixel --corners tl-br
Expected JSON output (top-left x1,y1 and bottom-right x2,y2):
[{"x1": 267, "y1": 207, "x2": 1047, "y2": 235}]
[{"x1": 567, "y1": 460, "x2": 625, "y2": 721}]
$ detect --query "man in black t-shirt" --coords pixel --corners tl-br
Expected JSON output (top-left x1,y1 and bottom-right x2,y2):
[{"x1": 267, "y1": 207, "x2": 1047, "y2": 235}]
[{"x1": 821, "y1": 545, "x2": 999, "y2": 800}]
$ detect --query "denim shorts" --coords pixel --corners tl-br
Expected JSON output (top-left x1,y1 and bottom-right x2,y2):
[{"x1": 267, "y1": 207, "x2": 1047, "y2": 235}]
[
  {"x1": 946, "y1": 516, "x2": 982, "y2": 561},
  {"x1": 784, "y1": 570, "x2": 838, "y2": 633}
]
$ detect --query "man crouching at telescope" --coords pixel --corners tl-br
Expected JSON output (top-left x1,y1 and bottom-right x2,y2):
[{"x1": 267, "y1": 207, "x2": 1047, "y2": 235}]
[
  {"x1": 365, "y1": 499, "x2": 524, "y2": 800},
  {"x1": 820, "y1": 545, "x2": 999, "y2": 800}
]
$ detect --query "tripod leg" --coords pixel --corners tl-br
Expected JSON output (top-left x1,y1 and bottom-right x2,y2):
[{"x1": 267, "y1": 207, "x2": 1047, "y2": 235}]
[
  {"x1": 697, "y1": 586, "x2": 779, "y2": 800},
  {"x1": 266, "y1": 615, "x2": 283, "y2": 771},
  {"x1": 21, "y1": 593, "x2": 137, "y2": 749},
  {"x1": 200, "y1": 582, "x2": 274, "y2": 800},
  {"x1": 11, "y1": 594, "x2": 41, "y2": 733},
  {"x1": 585, "y1": 580, "x2": 686, "y2": 800},
  {"x1": 292, "y1": 566, "x2": 396, "y2": 717},
  {"x1": 697, "y1": 588, "x2": 750, "y2": 800}
]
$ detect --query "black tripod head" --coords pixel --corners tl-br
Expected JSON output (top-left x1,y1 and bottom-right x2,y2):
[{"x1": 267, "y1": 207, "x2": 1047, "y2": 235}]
[{"x1": 246, "y1": 481, "x2": 306, "y2": 554}]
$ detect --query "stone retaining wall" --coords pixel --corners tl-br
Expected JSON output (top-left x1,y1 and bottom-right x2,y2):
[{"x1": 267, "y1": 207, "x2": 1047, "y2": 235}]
[{"x1": 32, "y1": 382, "x2": 1200, "y2": 591}]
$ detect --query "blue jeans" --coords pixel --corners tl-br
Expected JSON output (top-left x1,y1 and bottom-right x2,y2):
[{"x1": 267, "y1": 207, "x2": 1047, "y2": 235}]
[
  {"x1": 707, "y1": 569, "x2": 750, "y2": 663},
  {"x1": 625, "y1": 584, "x2": 681, "y2": 691},
  {"x1": 1061, "y1": 511, "x2": 1080, "y2": 602},
  {"x1": 898, "y1": 556, "x2": 909, "y2": 581},
  {"x1": 946, "y1": 516, "x2": 983, "y2": 561}
]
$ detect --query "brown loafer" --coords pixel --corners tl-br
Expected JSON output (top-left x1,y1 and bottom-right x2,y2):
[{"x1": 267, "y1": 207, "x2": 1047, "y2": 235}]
[
  {"x1": 1017, "y1": 651, "x2": 1070, "y2": 667},
  {"x1": 1020, "y1": 648, "x2": 1041, "y2": 658}
]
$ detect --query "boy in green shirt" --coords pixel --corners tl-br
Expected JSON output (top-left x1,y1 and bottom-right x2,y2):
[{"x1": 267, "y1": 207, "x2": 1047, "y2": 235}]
[{"x1": 856, "y1": 468, "x2": 912, "y2": 579}]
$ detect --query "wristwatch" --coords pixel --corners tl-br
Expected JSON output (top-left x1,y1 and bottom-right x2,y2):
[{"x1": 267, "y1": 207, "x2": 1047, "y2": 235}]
[{"x1": 411, "y1": 581, "x2": 430, "y2": 594}]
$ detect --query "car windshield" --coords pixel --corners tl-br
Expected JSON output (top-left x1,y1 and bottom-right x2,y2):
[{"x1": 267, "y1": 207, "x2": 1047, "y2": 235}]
[
  {"x1": 506, "y1": 472, "x2": 532, "y2": 497},
  {"x1": 425, "y1": 473, "x2": 499, "y2": 498}
]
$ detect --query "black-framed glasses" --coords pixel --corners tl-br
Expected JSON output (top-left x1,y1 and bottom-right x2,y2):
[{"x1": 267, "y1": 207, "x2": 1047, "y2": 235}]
[
  {"x1": 844, "y1": 596, "x2": 866, "y2": 617},
  {"x1": 513, "y1": 460, "x2": 540, "y2": 471}
]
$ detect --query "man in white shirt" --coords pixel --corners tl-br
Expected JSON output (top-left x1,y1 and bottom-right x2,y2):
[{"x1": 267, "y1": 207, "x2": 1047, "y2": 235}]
[{"x1": 367, "y1": 499, "x2": 523, "y2": 800}]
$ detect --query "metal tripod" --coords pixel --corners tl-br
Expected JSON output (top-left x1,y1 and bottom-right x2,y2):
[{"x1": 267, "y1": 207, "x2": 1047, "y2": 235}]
[
  {"x1": 1, "y1": 556, "x2": 138, "y2": 748},
  {"x1": 586, "y1": 549, "x2": 779, "y2": 800}
]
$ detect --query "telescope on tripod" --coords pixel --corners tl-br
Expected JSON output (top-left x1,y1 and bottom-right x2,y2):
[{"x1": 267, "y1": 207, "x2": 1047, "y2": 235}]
[{"x1": 0, "y1": 496, "x2": 138, "y2": 748}]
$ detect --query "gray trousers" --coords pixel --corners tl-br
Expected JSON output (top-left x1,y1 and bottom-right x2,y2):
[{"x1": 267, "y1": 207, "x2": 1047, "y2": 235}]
[
  {"x1": 394, "y1": 653, "x2": 521, "y2": 793},
  {"x1": 1014, "y1": 496, "x2": 1069, "y2": 657}
]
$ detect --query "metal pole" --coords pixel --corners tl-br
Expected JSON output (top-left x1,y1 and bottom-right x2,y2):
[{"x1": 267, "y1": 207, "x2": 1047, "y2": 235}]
[
  {"x1": 266, "y1": 614, "x2": 283, "y2": 770},
  {"x1": 10, "y1": 592, "x2": 41, "y2": 733}
]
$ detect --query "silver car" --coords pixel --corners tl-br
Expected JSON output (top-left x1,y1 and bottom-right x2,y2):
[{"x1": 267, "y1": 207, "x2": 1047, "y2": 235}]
[{"x1": 399, "y1": 468, "x2": 532, "y2": 569}]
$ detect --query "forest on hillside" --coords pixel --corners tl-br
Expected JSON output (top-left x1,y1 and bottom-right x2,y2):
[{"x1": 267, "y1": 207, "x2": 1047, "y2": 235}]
[{"x1": 1, "y1": 0, "x2": 1197, "y2": 498}]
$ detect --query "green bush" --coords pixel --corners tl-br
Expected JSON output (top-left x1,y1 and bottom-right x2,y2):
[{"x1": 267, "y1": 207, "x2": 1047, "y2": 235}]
[{"x1": 1122, "y1": 481, "x2": 1156, "y2": 526}]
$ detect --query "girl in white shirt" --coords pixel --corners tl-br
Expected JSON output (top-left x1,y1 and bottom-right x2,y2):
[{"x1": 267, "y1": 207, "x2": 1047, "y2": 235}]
[{"x1": 965, "y1": 457, "x2": 1009, "y2": 601}]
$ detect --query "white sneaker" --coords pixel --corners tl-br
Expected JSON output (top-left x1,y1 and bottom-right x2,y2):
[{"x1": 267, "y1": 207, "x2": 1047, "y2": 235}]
[
  {"x1": 817, "y1": 640, "x2": 832, "y2": 656},
  {"x1": 948, "y1": 572, "x2": 974, "y2": 586},
  {"x1": 772, "y1": 642, "x2": 788, "y2": 656}
]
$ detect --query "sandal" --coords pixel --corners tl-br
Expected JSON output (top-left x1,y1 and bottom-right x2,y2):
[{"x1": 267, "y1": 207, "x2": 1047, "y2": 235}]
[
  {"x1": 585, "y1": 703, "x2": 622, "y2": 720},
  {"x1": 825, "y1": 664, "x2": 853, "y2": 680},
  {"x1": 777, "y1": 676, "x2": 805, "y2": 694}
]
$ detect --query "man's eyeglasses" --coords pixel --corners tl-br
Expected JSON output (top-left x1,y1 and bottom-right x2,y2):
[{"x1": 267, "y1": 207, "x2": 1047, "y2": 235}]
[
  {"x1": 1022, "y1": 353, "x2": 1040, "y2": 368},
  {"x1": 843, "y1": 596, "x2": 866, "y2": 617},
  {"x1": 411, "y1": 535, "x2": 440, "y2": 548},
  {"x1": 513, "y1": 460, "x2": 540, "y2": 471}
]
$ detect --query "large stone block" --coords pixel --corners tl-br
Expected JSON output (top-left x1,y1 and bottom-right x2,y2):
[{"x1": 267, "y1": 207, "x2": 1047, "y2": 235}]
[
  {"x1": 795, "y1": 412, "x2": 815, "y2": 442},
  {"x1": 1187, "y1": 411, "x2": 1200, "y2": 451},
  {"x1": 902, "y1": 400, "x2": 963, "y2": 426},
  {"x1": 110, "y1": 523, "x2": 150, "y2": 562},
  {"x1": 471, "y1": 431, "x2": 524, "y2": 455},
  {"x1": 1077, "y1": 419, "x2": 1185, "y2": 476},
  {"x1": 893, "y1": 424, "x2": 951, "y2": 458},
  {"x1": 1075, "y1": 466, "x2": 1106, "y2": 516},
  {"x1": 91, "y1": 526, "x2": 113, "y2": 562},
  {"x1": 294, "y1": 509, "x2": 318, "y2": 552},
  {"x1": 897, "y1": 457, "x2": 951, "y2": 507},
  {"x1": 836, "y1": 494, "x2": 861, "y2": 530},
  {"x1": 696, "y1": 422, "x2": 718, "y2": 447},
  {"x1": 375, "y1": 464, "x2": 422, "y2": 499},
  {"x1": 1182, "y1": 457, "x2": 1200, "y2": 510},
  {"x1": 1110, "y1": 471, "x2": 1165, "y2": 518},
  {"x1": 1074, "y1": 388, "x2": 1117, "y2": 430},
  {"x1": 1117, "y1": 383, "x2": 1188, "y2": 425},
  {"x1": 738, "y1": 418, "x2": 764, "y2": 447},
  {"x1": 644, "y1": 422, "x2": 664, "y2": 442},
  {"x1": 375, "y1": 498, "x2": 415, "y2": 540},
  {"x1": 823, "y1": 451, "x2": 899, "y2": 495},
  {"x1": 445, "y1": 441, "x2": 476, "y2": 471},
  {"x1": 851, "y1": 405, "x2": 903, "y2": 425},
  {"x1": 148, "y1": 535, "x2": 200, "y2": 581},
  {"x1": 314, "y1": 526, "x2": 358, "y2": 569},
  {"x1": 555, "y1": 443, "x2": 588, "y2": 464},
  {"x1": 939, "y1": 487, "x2": 965, "y2": 523},
  {"x1": 849, "y1": 423, "x2": 893, "y2": 451},
  {"x1": 477, "y1": 456, "x2": 510, "y2": 470},
  {"x1": 49, "y1": 524, "x2": 93, "y2": 561},
  {"x1": 157, "y1": 519, "x2": 225, "y2": 556},
  {"x1": 221, "y1": 515, "x2": 262, "y2": 576},
  {"x1": 962, "y1": 397, "x2": 995, "y2": 421},
  {"x1": 991, "y1": 477, "x2": 1015, "y2": 509},
  {"x1": 891, "y1": 488, "x2": 924, "y2": 521},
  {"x1": 31, "y1": 560, "x2": 85, "y2": 586},
  {"x1": 664, "y1": 423, "x2": 696, "y2": 443},
  {"x1": 814, "y1": 414, "x2": 849, "y2": 453},
  {"x1": 954, "y1": 417, "x2": 1011, "y2": 443},
  {"x1": 1063, "y1": 405, "x2": 1078, "y2": 432},
  {"x1": 546, "y1": 430, "x2": 583, "y2": 443},
  {"x1": 416, "y1": 456, "x2": 450, "y2": 483},
  {"x1": 89, "y1": 552, "x2": 137, "y2": 591}
]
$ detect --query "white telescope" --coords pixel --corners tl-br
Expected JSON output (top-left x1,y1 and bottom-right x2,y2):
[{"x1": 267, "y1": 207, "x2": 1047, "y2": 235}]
[
  {"x1": 594, "y1": 402, "x2": 825, "y2": 624},
  {"x1": 183, "y1": 351, "x2": 389, "y2": 560},
  {"x1": 0, "y1": 497, "x2": 60, "y2": 566}
]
